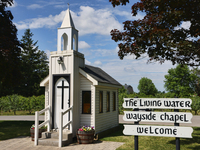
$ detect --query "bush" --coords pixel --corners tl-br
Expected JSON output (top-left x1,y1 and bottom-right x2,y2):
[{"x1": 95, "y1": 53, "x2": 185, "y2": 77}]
[{"x1": 0, "y1": 95, "x2": 45, "y2": 115}]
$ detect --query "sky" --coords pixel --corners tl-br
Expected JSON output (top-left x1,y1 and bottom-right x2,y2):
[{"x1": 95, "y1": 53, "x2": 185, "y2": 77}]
[{"x1": 7, "y1": 0, "x2": 184, "y2": 92}]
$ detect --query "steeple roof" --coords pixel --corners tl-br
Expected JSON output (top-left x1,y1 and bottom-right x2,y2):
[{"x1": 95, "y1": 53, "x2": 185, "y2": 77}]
[{"x1": 61, "y1": 8, "x2": 75, "y2": 28}]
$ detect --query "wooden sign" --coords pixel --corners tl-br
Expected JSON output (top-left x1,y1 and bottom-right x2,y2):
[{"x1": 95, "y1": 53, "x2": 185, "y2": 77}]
[
  {"x1": 123, "y1": 125, "x2": 193, "y2": 138},
  {"x1": 123, "y1": 111, "x2": 193, "y2": 123},
  {"x1": 123, "y1": 98, "x2": 192, "y2": 109}
]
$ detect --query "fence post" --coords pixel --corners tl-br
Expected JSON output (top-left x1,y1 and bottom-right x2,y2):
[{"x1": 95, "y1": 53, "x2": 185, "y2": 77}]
[
  {"x1": 134, "y1": 108, "x2": 139, "y2": 150},
  {"x1": 70, "y1": 107, "x2": 73, "y2": 133},
  {"x1": 59, "y1": 112, "x2": 63, "y2": 147},
  {"x1": 48, "y1": 106, "x2": 50, "y2": 132},
  {"x1": 34, "y1": 111, "x2": 39, "y2": 146}
]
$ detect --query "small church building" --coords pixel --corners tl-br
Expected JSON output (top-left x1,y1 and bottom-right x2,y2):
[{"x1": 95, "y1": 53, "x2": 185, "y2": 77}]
[{"x1": 40, "y1": 8, "x2": 122, "y2": 138}]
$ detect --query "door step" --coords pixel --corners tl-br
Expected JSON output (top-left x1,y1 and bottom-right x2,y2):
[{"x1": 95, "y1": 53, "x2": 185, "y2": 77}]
[{"x1": 38, "y1": 131, "x2": 73, "y2": 147}]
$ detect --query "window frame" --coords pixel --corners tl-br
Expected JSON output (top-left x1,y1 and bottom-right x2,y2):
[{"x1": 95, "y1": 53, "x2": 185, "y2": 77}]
[
  {"x1": 99, "y1": 91, "x2": 103, "y2": 113},
  {"x1": 82, "y1": 91, "x2": 91, "y2": 114},
  {"x1": 113, "y1": 92, "x2": 116, "y2": 111},
  {"x1": 106, "y1": 92, "x2": 110, "y2": 112}
]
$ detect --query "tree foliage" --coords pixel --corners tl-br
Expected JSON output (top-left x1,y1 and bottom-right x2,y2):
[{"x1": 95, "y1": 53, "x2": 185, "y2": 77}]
[
  {"x1": 164, "y1": 65, "x2": 196, "y2": 97},
  {"x1": 18, "y1": 29, "x2": 49, "y2": 97},
  {"x1": 118, "y1": 86, "x2": 128, "y2": 114},
  {"x1": 137, "y1": 77, "x2": 158, "y2": 95},
  {"x1": 109, "y1": 0, "x2": 200, "y2": 66},
  {"x1": 0, "y1": 0, "x2": 22, "y2": 96},
  {"x1": 190, "y1": 67, "x2": 200, "y2": 96},
  {"x1": 191, "y1": 96, "x2": 200, "y2": 115},
  {"x1": 0, "y1": 95, "x2": 45, "y2": 115}
]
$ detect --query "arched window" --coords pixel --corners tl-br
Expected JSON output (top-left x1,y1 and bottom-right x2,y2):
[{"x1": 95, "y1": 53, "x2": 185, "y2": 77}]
[
  {"x1": 73, "y1": 34, "x2": 77, "y2": 51},
  {"x1": 62, "y1": 33, "x2": 68, "y2": 51}
]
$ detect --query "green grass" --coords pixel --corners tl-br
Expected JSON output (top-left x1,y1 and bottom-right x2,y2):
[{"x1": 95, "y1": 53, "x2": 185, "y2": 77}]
[
  {"x1": 100, "y1": 124, "x2": 200, "y2": 150},
  {"x1": 0, "y1": 121, "x2": 35, "y2": 141}
]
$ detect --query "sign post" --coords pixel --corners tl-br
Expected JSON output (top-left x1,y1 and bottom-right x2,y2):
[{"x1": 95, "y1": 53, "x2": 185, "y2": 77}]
[
  {"x1": 122, "y1": 98, "x2": 193, "y2": 150},
  {"x1": 134, "y1": 108, "x2": 139, "y2": 150}
]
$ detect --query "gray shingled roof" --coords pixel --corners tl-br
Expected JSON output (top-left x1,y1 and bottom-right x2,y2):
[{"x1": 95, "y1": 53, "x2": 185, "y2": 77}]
[{"x1": 80, "y1": 65, "x2": 121, "y2": 86}]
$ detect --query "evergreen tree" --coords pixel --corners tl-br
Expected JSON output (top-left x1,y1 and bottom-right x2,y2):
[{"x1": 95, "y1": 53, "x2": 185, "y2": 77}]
[
  {"x1": 19, "y1": 29, "x2": 49, "y2": 97},
  {"x1": 0, "y1": 0, "x2": 22, "y2": 96}
]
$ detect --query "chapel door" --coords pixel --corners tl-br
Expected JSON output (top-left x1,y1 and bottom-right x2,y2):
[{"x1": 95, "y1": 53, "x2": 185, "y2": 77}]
[{"x1": 54, "y1": 78, "x2": 69, "y2": 129}]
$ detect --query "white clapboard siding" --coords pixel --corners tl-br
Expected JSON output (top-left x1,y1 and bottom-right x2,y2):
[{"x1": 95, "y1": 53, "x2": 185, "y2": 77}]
[
  {"x1": 45, "y1": 84, "x2": 49, "y2": 122},
  {"x1": 95, "y1": 87, "x2": 119, "y2": 133},
  {"x1": 51, "y1": 55, "x2": 73, "y2": 74},
  {"x1": 80, "y1": 75, "x2": 94, "y2": 127}
]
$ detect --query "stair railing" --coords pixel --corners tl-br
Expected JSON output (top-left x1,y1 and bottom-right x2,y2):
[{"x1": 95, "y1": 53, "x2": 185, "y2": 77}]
[
  {"x1": 34, "y1": 106, "x2": 51, "y2": 146},
  {"x1": 59, "y1": 106, "x2": 73, "y2": 147}
]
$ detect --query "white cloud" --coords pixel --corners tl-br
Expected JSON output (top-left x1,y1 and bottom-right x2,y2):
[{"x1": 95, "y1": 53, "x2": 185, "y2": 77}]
[
  {"x1": 96, "y1": 57, "x2": 175, "y2": 92},
  {"x1": 113, "y1": 9, "x2": 145, "y2": 20},
  {"x1": 94, "y1": 60, "x2": 102, "y2": 66},
  {"x1": 73, "y1": 6, "x2": 122, "y2": 35},
  {"x1": 79, "y1": 41, "x2": 91, "y2": 49},
  {"x1": 175, "y1": 21, "x2": 191, "y2": 30},
  {"x1": 181, "y1": 21, "x2": 191, "y2": 30},
  {"x1": 91, "y1": 48, "x2": 117, "y2": 57},
  {"x1": 15, "y1": 6, "x2": 122, "y2": 36},
  {"x1": 27, "y1": 4, "x2": 43, "y2": 9},
  {"x1": 85, "y1": 59, "x2": 92, "y2": 65},
  {"x1": 15, "y1": 11, "x2": 66, "y2": 30},
  {"x1": 44, "y1": 50, "x2": 51, "y2": 58}
]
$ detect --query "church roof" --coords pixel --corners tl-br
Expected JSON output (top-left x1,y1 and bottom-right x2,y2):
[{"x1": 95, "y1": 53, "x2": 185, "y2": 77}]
[
  {"x1": 61, "y1": 8, "x2": 75, "y2": 28},
  {"x1": 80, "y1": 65, "x2": 121, "y2": 86}
]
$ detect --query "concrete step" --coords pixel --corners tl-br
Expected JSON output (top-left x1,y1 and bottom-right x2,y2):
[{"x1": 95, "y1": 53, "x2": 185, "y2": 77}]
[
  {"x1": 42, "y1": 130, "x2": 71, "y2": 139},
  {"x1": 39, "y1": 131, "x2": 73, "y2": 147},
  {"x1": 38, "y1": 138, "x2": 69, "y2": 147}
]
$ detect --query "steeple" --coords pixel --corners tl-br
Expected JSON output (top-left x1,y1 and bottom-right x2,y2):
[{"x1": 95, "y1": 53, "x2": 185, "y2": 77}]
[
  {"x1": 57, "y1": 7, "x2": 78, "y2": 52},
  {"x1": 61, "y1": 8, "x2": 75, "y2": 28}
]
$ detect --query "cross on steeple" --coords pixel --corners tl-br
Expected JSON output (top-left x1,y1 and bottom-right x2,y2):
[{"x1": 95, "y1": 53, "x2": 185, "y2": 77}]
[
  {"x1": 57, "y1": 80, "x2": 69, "y2": 109},
  {"x1": 67, "y1": 3, "x2": 70, "y2": 9}
]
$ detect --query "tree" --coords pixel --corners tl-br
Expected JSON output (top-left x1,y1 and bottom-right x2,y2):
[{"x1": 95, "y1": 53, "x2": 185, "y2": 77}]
[
  {"x1": 109, "y1": 0, "x2": 200, "y2": 66},
  {"x1": 118, "y1": 86, "x2": 128, "y2": 114},
  {"x1": 164, "y1": 65, "x2": 196, "y2": 97},
  {"x1": 191, "y1": 96, "x2": 200, "y2": 115},
  {"x1": 8, "y1": 94, "x2": 20, "y2": 115},
  {"x1": 18, "y1": 29, "x2": 49, "y2": 97},
  {"x1": 0, "y1": 0, "x2": 22, "y2": 96},
  {"x1": 190, "y1": 67, "x2": 200, "y2": 96},
  {"x1": 137, "y1": 77, "x2": 158, "y2": 95}
]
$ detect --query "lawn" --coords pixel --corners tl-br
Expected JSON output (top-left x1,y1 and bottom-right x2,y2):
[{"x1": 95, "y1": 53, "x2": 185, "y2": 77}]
[
  {"x1": 0, "y1": 121, "x2": 199, "y2": 150},
  {"x1": 100, "y1": 124, "x2": 200, "y2": 150},
  {"x1": 0, "y1": 121, "x2": 34, "y2": 141}
]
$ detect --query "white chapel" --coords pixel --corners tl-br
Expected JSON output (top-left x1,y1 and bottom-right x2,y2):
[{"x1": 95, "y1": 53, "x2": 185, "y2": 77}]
[{"x1": 39, "y1": 7, "x2": 121, "y2": 146}]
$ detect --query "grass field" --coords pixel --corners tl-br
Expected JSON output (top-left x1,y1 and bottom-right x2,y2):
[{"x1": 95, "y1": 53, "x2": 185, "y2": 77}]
[
  {"x1": 0, "y1": 121, "x2": 199, "y2": 150},
  {"x1": 100, "y1": 124, "x2": 200, "y2": 150},
  {"x1": 0, "y1": 121, "x2": 34, "y2": 141}
]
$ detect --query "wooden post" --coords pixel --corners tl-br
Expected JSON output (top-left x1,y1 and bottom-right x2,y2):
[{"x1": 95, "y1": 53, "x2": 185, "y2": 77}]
[
  {"x1": 70, "y1": 107, "x2": 73, "y2": 133},
  {"x1": 34, "y1": 111, "x2": 39, "y2": 146},
  {"x1": 48, "y1": 106, "x2": 50, "y2": 132},
  {"x1": 134, "y1": 108, "x2": 139, "y2": 150},
  {"x1": 59, "y1": 112, "x2": 63, "y2": 147},
  {"x1": 174, "y1": 109, "x2": 180, "y2": 150}
]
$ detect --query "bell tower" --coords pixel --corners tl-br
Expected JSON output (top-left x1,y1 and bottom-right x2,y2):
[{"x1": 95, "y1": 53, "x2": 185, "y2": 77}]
[{"x1": 57, "y1": 8, "x2": 78, "y2": 51}]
